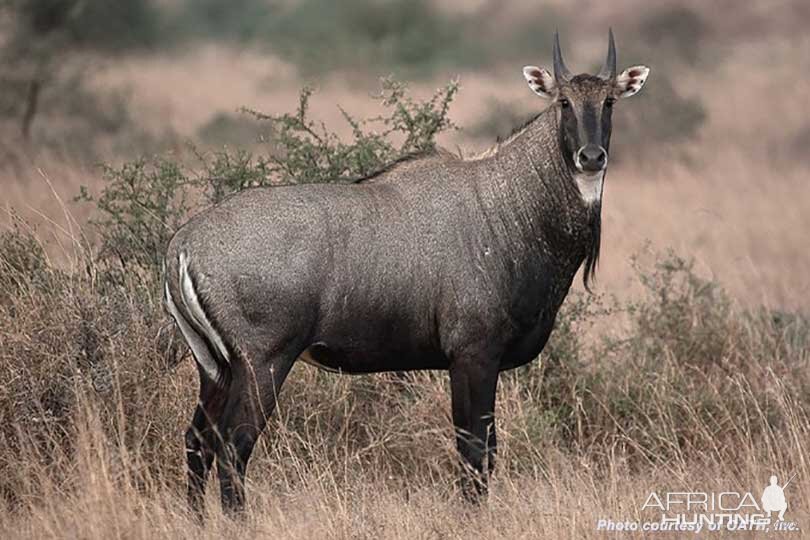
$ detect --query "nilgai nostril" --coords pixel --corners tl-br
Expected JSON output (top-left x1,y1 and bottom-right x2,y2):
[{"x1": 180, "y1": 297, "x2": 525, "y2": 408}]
[
  {"x1": 164, "y1": 30, "x2": 650, "y2": 516},
  {"x1": 578, "y1": 145, "x2": 607, "y2": 171}
]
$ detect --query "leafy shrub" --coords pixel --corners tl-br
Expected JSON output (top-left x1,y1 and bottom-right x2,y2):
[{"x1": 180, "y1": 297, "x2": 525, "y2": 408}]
[
  {"x1": 78, "y1": 78, "x2": 458, "y2": 281},
  {"x1": 194, "y1": 148, "x2": 269, "y2": 205},
  {"x1": 245, "y1": 78, "x2": 458, "y2": 185},
  {"x1": 76, "y1": 159, "x2": 195, "y2": 283}
]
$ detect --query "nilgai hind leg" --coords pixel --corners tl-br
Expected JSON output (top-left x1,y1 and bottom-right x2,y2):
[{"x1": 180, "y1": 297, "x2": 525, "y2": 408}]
[
  {"x1": 185, "y1": 372, "x2": 228, "y2": 515},
  {"x1": 213, "y1": 351, "x2": 296, "y2": 514}
]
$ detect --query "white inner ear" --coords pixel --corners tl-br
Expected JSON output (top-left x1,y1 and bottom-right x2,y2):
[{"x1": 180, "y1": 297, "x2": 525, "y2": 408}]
[
  {"x1": 522, "y1": 66, "x2": 556, "y2": 99},
  {"x1": 616, "y1": 65, "x2": 650, "y2": 99}
]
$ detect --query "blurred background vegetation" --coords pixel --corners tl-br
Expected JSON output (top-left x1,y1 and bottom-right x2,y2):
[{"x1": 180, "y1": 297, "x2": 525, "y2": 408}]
[{"x1": 0, "y1": 0, "x2": 720, "y2": 166}]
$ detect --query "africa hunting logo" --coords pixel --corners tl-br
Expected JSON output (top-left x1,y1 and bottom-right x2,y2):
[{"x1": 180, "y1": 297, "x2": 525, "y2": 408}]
[{"x1": 596, "y1": 474, "x2": 800, "y2": 534}]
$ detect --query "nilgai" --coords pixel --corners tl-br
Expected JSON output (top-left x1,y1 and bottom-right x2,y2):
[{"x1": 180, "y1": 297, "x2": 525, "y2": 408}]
[{"x1": 164, "y1": 30, "x2": 650, "y2": 513}]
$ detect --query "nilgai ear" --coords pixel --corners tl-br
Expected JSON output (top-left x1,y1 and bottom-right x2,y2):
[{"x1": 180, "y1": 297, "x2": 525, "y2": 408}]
[
  {"x1": 523, "y1": 66, "x2": 556, "y2": 99},
  {"x1": 615, "y1": 65, "x2": 650, "y2": 99}
]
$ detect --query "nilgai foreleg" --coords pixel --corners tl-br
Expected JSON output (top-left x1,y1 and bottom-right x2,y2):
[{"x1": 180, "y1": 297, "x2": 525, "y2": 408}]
[{"x1": 449, "y1": 357, "x2": 499, "y2": 501}]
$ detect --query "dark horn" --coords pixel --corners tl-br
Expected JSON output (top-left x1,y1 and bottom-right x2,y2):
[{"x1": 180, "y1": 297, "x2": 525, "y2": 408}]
[
  {"x1": 553, "y1": 31, "x2": 572, "y2": 82},
  {"x1": 598, "y1": 28, "x2": 617, "y2": 80}
]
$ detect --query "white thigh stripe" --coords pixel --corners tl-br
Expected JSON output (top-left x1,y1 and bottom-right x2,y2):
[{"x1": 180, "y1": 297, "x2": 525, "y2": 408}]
[
  {"x1": 164, "y1": 280, "x2": 221, "y2": 382},
  {"x1": 178, "y1": 252, "x2": 231, "y2": 366}
]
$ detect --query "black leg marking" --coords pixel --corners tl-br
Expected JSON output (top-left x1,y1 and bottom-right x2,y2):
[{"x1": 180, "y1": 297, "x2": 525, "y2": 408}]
[
  {"x1": 215, "y1": 354, "x2": 295, "y2": 515},
  {"x1": 449, "y1": 359, "x2": 499, "y2": 502},
  {"x1": 185, "y1": 371, "x2": 228, "y2": 518}
]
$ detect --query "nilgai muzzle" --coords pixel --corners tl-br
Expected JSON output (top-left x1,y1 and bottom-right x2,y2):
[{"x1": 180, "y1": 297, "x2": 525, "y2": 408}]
[{"x1": 164, "y1": 30, "x2": 650, "y2": 514}]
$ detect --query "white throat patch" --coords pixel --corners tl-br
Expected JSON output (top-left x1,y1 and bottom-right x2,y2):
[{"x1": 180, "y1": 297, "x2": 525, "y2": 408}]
[{"x1": 574, "y1": 171, "x2": 604, "y2": 205}]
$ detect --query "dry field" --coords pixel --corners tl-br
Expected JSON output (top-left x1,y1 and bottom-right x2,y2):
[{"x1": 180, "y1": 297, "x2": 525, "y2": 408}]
[{"x1": 1, "y1": 1, "x2": 810, "y2": 538}]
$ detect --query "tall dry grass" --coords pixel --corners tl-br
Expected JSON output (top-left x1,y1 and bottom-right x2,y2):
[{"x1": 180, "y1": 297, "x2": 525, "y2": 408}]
[{"x1": 1, "y1": 221, "x2": 808, "y2": 537}]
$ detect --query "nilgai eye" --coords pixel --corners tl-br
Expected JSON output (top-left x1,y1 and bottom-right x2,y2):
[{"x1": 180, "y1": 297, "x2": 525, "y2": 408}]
[
  {"x1": 605, "y1": 97, "x2": 616, "y2": 107},
  {"x1": 559, "y1": 98, "x2": 571, "y2": 108}
]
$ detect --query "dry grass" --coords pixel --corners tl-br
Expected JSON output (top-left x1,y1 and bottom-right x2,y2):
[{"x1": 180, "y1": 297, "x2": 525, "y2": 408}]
[
  {"x1": 3, "y1": 422, "x2": 807, "y2": 540},
  {"x1": 2, "y1": 1, "x2": 810, "y2": 538},
  {"x1": 1, "y1": 232, "x2": 808, "y2": 538}
]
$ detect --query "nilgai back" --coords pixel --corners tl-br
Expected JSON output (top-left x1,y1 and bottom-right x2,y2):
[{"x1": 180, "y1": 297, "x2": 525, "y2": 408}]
[{"x1": 164, "y1": 30, "x2": 650, "y2": 514}]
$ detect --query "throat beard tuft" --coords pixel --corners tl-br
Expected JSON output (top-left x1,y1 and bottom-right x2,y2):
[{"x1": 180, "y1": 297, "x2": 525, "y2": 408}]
[{"x1": 582, "y1": 200, "x2": 602, "y2": 291}]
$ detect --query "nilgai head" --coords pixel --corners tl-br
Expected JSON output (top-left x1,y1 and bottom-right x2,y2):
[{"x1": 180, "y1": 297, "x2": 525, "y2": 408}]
[{"x1": 522, "y1": 30, "x2": 650, "y2": 176}]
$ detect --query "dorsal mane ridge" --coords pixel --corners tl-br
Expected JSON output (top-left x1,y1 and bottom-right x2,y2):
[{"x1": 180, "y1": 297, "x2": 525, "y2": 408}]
[{"x1": 351, "y1": 147, "x2": 458, "y2": 184}]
